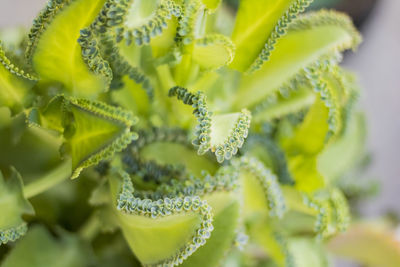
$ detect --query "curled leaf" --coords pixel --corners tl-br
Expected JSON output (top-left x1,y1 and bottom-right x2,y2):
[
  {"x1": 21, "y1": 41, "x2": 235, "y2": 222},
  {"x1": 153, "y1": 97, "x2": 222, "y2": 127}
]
[
  {"x1": 192, "y1": 34, "x2": 235, "y2": 69},
  {"x1": 28, "y1": 0, "x2": 109, "y2": 97},
  {"x1": 169, "y1": 86, "x2": 251, "y2": 163}
]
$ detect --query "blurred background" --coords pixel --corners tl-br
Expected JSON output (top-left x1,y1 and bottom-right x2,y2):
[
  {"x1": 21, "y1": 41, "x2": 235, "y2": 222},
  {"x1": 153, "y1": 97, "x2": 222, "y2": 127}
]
[{"x1": 0, "y1": 0, "x2": 399, "y2": 264}]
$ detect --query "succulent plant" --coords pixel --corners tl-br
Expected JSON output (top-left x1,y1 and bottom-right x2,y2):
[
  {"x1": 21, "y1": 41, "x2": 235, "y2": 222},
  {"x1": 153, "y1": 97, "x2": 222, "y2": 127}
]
[{"x1": 1, "y1": 0, "x2": 388, "y2": 266}]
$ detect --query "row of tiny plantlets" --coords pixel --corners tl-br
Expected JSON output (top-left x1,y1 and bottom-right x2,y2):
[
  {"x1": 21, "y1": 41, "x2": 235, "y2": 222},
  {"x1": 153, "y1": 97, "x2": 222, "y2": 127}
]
[
  {"x1": 116, "y1": 170, "x2": 214, "y2": 266},
  {"x1": 168, "y1": 86, "x2": 251, "y2": 163},
  {"x1": 249, "y1": 0, "x2": 314, "y2": 73}
]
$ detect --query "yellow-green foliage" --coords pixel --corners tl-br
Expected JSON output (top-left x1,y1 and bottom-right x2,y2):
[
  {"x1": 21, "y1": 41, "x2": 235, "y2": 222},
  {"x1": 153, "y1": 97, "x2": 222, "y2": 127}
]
[{"x1": 0, "y1": 0, "x2": 376, "y2": 266}]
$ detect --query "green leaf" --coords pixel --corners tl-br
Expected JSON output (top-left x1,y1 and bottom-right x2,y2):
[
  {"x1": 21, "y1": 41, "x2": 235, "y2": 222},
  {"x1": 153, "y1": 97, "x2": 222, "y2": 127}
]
[
  {"x1": 201, "y1": 0, "x2": 222, "y2": 12},
  {"x1": 109, "y1": 170, "x2": 212, "y2": 266},
  {"x1": 192, "y1": 34, "x2": 235, "y2": 69},
  {"x1": 177, "y1": 0, "x2": 203, "y2": 44},
  {"x1": 114, "y1": 0, "x2": 182, "y2": 46},
  {"x1": 281, "y1": 98, "x2": 329, "y2": 192},
  {"x1": 234, "y1": 10, "x2": 361, "y2": 109},
  {"x1": 249, "y1": 219, "x2": 294, "y2": 267},
  {"x1": 169, "y1": 87, "x2": 251, "y2": 163},
  {"x1": 27, "y1": 95, "x2": 64, "y2": 133},
  {"x1": 253, "y1": 86, "x2": 316, "y2": 123},
  {"x1": 28, "y1": 0, "x2": 108, "y2": 97},
  {"x1": 140, "y1": 142, "x2": 218, "y2": 177},
  {"x1": 0, "y1": 167, "x2": 34, "y2": 245},
  {"x1": 0, "y1": 42, "x2": 36, "y2": 115},
  {"x1": 63, "y1": 98, "x2": 139, "y2": 179},
  {"x1": 237, "y1": 156, "x2": 286, "y2": 218},
  {"x1": 1, "y1": 225, "x2": 92, "y2": 267},
  {"x1": 318, "y1": 113, "x2": 366, "y2": 183},
  {"x1": 180, "y1": 192, "x2": 240, "y2": 267},
  {"x1": 230, "y1": 0, "x2": 312, "y2": 72},
  {"x1": 303, "y1": 188, "x2": 350, "y2": 238},
  {"x1": 283, "y1": 98, "x2": 329, "y2": 155},
  {"x1": 328, "y1": 223, "x2": 400, "y2": 267},
  {"x1": 288, "y1": 237, "x2": 328, "y2": 267},
  {"x1": 111, "y1": 75, "x2": 150, "y2": 117},
  {"x1": 150, "y1": 17, "x2": 179, "y2": 58},
  {"x1": 110, "y1": 167, "x2": 240, "y2": 267}
]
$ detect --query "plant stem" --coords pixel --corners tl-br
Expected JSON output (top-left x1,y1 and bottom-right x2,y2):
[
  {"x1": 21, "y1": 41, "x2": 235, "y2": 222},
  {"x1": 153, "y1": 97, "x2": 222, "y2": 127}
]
[{"x1": 24, "y1": 159, "x2": 72, "y2": 199}]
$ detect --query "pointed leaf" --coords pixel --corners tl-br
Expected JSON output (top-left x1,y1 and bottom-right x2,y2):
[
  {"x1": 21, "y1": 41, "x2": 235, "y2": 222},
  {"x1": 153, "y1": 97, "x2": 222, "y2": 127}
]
[
  {"x1": 234, "y1": 10, "x2": 361, "y2": 109},
  {"x1": 63, "y1": 98, "x2": 138, "y2": 179},
  {"x1": 230, "y1": 0, "x2": 313, "y2": 72}
]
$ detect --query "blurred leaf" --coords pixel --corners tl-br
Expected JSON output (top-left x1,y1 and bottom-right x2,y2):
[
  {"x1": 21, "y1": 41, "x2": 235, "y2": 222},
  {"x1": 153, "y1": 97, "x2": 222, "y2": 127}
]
[
  {"x1": 1, "y1": 225, "x2": 92, "y2": 267},
  {"x1": 0, "y1": 168, "x2": 34, "y2": 245},
  {"x1": 328, "y1": 223, "x2": 400, "y2": 267}
]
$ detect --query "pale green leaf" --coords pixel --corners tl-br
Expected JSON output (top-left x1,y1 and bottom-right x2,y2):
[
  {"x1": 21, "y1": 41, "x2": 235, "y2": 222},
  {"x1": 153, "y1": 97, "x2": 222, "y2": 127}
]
[
  {"x1": 234, "y1": 10, "x2": 361, "y2": 109},
  {"x1": 28, "y1": 0, "x2": 108, "y2": 97},
  {"x1": 230, "y1": 0, "x2": 312, "y2": 72}
]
